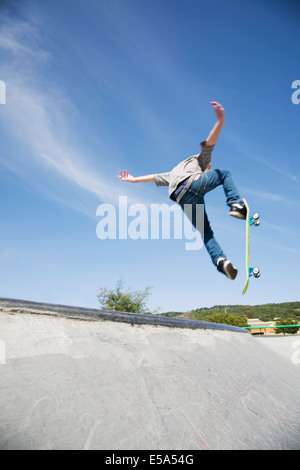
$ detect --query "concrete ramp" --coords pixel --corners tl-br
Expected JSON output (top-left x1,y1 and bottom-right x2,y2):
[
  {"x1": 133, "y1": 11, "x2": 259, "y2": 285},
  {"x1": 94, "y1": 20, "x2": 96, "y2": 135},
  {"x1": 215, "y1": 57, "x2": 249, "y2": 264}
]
[{"x1": 0, "y1": 298, "x2": 299, "y2": 450}]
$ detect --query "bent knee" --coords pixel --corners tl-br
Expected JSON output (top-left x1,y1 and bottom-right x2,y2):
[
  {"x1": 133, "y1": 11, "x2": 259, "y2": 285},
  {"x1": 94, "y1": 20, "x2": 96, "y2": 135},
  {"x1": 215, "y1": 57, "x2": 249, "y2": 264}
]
[{"x1": 215, "y1": 169, "x2": 231, "y2": 180}]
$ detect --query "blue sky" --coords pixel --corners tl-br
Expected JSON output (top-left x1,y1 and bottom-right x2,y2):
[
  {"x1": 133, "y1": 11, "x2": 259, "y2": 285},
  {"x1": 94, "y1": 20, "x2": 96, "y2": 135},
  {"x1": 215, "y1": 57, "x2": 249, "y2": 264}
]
[{"x1": 0, "y1": 0, "x2": 299, "y2": 313}]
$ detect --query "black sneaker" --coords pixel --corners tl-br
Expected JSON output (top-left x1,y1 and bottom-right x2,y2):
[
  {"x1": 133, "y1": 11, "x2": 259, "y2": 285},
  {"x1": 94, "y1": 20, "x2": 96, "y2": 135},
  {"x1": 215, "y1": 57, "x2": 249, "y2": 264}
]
[
  {"x1": 217, "y1": 258, "x2": 238, "y2": 280},
  {"x1": 229, "y1": 201, "x2": 246, "y2": 220}
]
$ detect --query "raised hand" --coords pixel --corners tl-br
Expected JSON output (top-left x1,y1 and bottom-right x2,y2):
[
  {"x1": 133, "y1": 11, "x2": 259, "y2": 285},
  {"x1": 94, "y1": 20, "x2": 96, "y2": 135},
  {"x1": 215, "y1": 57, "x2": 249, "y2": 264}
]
[
  {"x1": 210, "y1": 101, "x2": 225, "y2": 123},
  {"x1": 117, "y1": 170, "x2": 136, "y2": 182}
]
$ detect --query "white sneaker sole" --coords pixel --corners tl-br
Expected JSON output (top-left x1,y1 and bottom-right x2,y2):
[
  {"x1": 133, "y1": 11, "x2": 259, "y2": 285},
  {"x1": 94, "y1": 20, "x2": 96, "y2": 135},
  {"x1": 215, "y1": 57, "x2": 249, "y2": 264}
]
[
  {"x1": 229, "y1": 210, "x2": 246, "y2": 220},
  {"x1": 223, "y1": 260, "x2": 238, "y2": 280}
]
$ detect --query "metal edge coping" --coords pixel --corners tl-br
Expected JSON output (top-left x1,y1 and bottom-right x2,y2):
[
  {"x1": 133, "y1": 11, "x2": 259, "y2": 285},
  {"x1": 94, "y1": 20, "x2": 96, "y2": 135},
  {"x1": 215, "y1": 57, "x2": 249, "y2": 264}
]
[{"x1": 0, "y1": 297, "x2": 248, "y2": 333}]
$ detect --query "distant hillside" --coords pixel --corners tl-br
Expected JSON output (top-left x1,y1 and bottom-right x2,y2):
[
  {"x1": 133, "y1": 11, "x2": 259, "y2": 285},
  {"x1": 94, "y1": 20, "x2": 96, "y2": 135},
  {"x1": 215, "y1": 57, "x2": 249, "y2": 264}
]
[{"x1": 161, "y1": 302, "x2": 300, "y2": 322}]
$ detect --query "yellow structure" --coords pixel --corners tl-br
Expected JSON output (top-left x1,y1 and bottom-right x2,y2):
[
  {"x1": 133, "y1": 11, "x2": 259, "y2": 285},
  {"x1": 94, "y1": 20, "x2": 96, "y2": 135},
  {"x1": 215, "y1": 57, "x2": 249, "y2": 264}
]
[
  {"x1": 247, "y1": 318, "x2": 276, "y2": 335},
  {"x1": 246, "y1": 318, "x2": 300, "y2": 335}
]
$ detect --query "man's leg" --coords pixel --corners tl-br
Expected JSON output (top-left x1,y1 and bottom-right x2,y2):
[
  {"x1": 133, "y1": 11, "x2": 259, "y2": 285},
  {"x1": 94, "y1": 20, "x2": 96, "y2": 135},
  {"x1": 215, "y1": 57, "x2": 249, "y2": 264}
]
[
  {"x1": 191, "y1": 169, "x2": 240, "y2": 203},
  {"x1": 202, "y1": 201, "x2": 225, "y2": 265},
  {"x1": 202, "y1": 202, "x2": 238, "y2": 279},
  {"x1": 190, "y1": 169, "x2": 246, "y2": 218},
  {"x1": 179, "y1": 195, "x2": 237, "y2": 279}
]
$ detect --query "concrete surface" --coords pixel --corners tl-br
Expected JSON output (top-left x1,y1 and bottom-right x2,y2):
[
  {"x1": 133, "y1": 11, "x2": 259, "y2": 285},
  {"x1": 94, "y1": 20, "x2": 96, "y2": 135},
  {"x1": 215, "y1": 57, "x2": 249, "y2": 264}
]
[
  {"x1": 255, "y1": 335, "x2": 300, "y2": 367},
  {"x1": 0, "y1": 298, "x2": 299, "y2": 450}
]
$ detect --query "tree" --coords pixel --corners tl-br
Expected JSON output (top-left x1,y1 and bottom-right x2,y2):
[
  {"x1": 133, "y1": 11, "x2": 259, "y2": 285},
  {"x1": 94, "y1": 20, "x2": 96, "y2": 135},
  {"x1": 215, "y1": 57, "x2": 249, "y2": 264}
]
[
  {"x1": 206, "y1": 313, "x2": 249, "y2": 328},
  {"x1": 97, "y1": 277, "x2": 153, "y2": 314},
  {"x1": 275, "y1": 318, "x2": 299, "y2": 335}
]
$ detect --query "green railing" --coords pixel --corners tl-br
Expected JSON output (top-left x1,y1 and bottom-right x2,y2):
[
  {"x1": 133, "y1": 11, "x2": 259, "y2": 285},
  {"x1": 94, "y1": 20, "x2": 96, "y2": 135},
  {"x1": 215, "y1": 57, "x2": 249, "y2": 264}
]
[{"x1": 243, "y1": 324, "x2": 300, "y2": 330}]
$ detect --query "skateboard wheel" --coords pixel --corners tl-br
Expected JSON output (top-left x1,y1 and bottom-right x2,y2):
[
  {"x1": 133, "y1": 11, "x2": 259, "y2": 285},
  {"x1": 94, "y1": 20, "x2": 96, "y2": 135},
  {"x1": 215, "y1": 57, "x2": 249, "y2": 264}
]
[
  {"x1": 253, "y1": 267, "x2": 260, "y2": 278},
  {"x1": 252, "y1": 213, "x2": 259, "y2": 220},
  {"x1": 254, "y1": 219, "x2": 260, "y2": 226}
]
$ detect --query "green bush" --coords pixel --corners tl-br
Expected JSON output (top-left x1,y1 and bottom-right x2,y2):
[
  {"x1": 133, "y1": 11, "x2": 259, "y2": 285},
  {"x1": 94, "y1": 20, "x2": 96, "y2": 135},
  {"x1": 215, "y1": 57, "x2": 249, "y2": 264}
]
[
  {"x1": 97, "y1": 277, "x2": 152, "y2": 314},
  {"x1": 206, "y1": 313, "x2": 249, "y2": 328}
]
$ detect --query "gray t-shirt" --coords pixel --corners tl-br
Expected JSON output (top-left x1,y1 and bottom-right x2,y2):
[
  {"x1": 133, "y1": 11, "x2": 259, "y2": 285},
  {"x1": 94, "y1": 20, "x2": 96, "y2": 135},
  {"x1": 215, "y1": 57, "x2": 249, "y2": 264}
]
[{"x1": 154, "y1": 141, "x2": 214, "y2": 198}]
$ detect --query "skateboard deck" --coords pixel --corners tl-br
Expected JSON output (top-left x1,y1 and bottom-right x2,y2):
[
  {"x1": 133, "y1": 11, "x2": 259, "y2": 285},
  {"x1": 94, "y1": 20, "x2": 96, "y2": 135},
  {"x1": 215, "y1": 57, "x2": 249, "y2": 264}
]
[{"x1": 242, "y1": 199, "x2": 260, "y2": 295}]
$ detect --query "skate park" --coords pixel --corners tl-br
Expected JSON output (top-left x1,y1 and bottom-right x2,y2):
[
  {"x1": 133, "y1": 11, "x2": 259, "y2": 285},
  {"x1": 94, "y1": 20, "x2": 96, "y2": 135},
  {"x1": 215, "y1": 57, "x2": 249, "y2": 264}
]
[{"x1": 0, "y1": 297, "x2": 299, "y2": 450}]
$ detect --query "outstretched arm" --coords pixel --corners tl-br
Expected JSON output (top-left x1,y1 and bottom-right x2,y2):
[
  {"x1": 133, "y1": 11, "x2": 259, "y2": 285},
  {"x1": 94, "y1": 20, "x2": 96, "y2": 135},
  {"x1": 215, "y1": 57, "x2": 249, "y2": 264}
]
[
  {"x1": 205, "y1": 101, "x2": 225, "y2": 146},
  {"x1": 118, "y1": 170, "x2": 155, "y2": 183}
]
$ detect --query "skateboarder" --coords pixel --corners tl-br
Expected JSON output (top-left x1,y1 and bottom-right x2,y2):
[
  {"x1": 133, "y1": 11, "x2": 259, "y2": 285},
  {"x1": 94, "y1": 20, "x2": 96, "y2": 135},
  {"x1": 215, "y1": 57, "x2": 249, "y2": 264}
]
[{"x1": 118, "y1": 102, "x2": 246, "y2": 280}]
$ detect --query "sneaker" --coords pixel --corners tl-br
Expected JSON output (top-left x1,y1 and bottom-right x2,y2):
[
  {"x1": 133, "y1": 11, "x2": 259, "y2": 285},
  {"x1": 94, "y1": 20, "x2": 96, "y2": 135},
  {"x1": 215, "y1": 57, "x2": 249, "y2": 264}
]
[
  {"x1": 217, "y1": 258, "x2": 238, "y2": 280},
  {"x1": 229, "y1": 201, "x2": 246, "y2": 220}
]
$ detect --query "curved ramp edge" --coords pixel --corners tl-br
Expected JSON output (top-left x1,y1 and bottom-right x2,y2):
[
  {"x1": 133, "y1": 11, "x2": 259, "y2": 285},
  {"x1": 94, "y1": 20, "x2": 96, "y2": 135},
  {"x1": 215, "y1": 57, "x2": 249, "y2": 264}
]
[{"x1": 0, "y1": 297, "x2": 248, "y2": 333}]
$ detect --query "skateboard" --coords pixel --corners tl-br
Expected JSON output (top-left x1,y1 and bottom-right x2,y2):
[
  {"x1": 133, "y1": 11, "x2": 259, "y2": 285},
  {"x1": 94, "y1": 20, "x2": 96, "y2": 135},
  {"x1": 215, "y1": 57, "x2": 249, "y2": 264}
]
[{"x1": 242, "y1": 199, "x2": 260, "y2": 295}]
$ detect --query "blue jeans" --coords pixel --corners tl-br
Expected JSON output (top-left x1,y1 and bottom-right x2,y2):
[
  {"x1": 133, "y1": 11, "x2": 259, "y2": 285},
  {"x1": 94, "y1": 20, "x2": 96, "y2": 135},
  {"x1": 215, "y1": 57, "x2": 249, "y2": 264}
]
[{"x1": 178, "y1": 169, "x2": 242, "y2": 265}]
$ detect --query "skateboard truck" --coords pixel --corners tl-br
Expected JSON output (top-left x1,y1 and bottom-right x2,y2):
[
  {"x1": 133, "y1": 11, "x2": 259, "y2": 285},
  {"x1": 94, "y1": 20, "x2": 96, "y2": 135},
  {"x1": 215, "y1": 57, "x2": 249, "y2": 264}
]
[
  {"x1": 249, "y1": 267, "x2": 260, "y2": 278},
  {"x1": 250, "y1": 213, "x2": 260, "y2": 226}
]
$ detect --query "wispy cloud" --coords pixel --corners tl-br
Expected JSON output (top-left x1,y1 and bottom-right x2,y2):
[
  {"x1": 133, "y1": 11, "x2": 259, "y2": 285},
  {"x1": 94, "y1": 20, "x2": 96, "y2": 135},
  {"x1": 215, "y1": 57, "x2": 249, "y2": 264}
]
[
  {"x1": 243, "y1": 187, "x2": 299, "y2": 205},
  {"x1": 0, "y1": 18, "x2": 47, "y2": 58},
  {"x1": 225, "y1": 129, "x2": 299, "y2": 184},
  {"x1": 3, "y1": 82, "x2": 111, "y2": 195},
  {"x1": 246, "y1": 152, "x2": 299, "y2": 184},
  {"x1": 0, "y1": 13, "x2": 134, "y2": 213}
]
